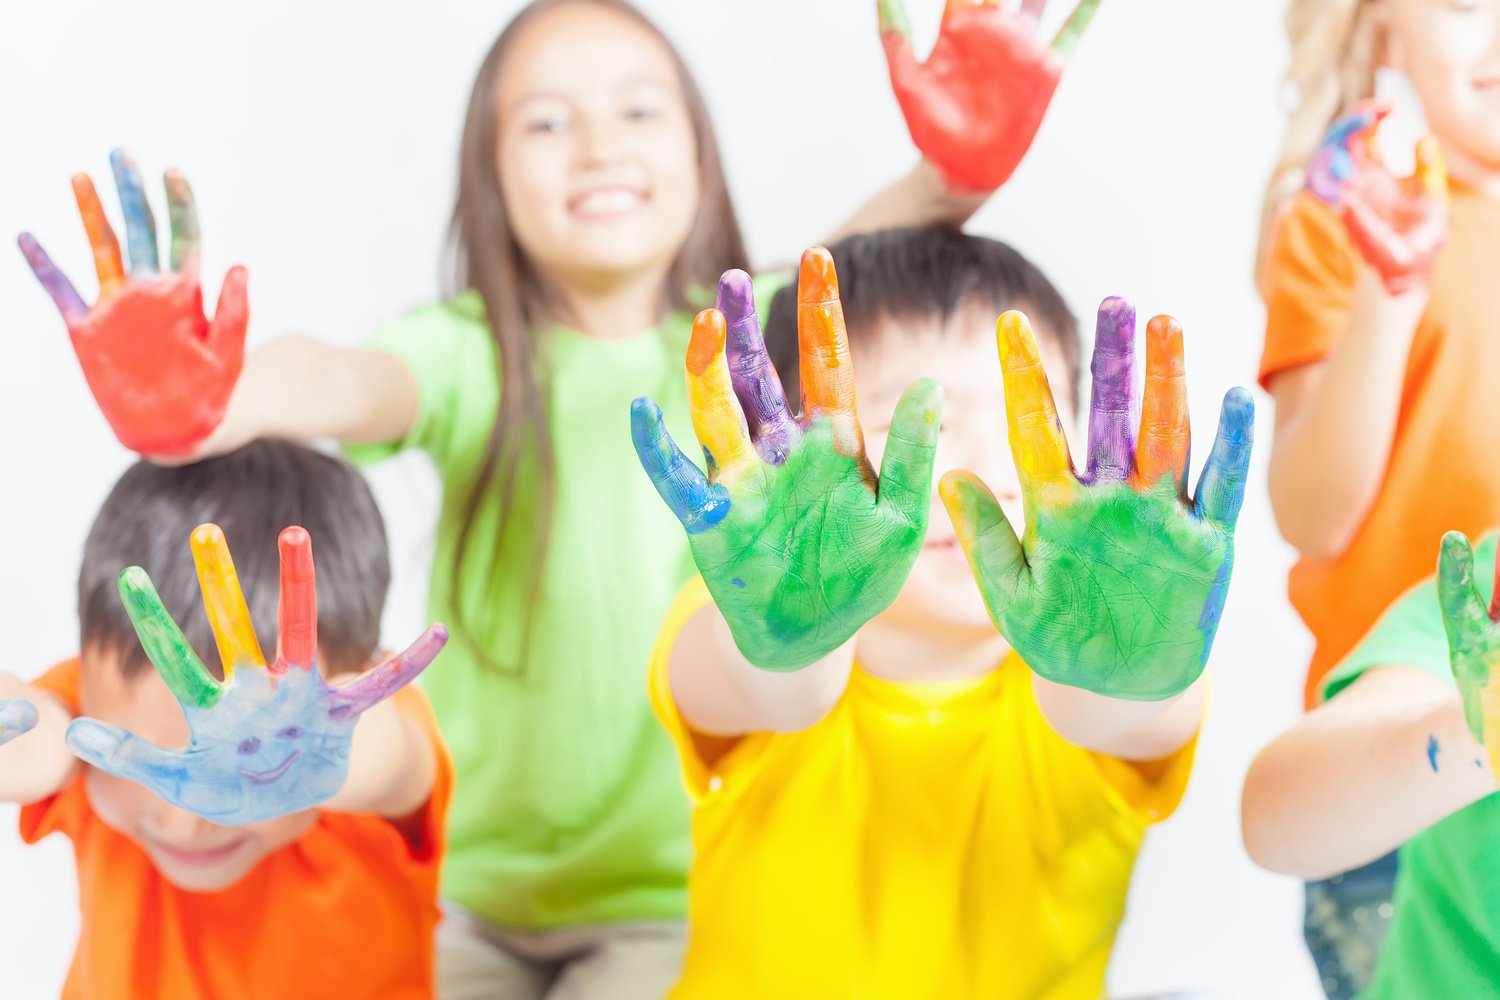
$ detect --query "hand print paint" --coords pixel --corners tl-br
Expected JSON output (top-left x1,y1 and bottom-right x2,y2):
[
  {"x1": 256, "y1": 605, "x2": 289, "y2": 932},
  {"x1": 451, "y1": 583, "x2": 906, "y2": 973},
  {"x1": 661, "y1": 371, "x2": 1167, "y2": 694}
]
[
  {"x1": 1436, "y1": 531, "x2": 1500, "y2": 776},
  {"x1": 19, "y1": 149, "x2": 247, "y2": 455},
  {"x1": 940, "y1": 299, "x2": 1254, "y2": 700},
  {"x1": 633, "y1": 250, "x2": 941, "y2": 671},
  {"x1": 879, "y1": 0, "x2": 1100, "y2": 191},
  {"x1": 66, "y1": 524, "x2": 448, "y2": 825}
]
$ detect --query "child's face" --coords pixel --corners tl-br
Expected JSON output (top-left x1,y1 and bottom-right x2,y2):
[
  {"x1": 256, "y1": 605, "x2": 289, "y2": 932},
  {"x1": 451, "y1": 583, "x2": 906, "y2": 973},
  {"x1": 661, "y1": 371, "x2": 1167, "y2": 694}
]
[
  {"x1": 78, "y1": 649, "x2": 317, "y2": 893},
  {"x1": 494, "y1": 1, "x2": 701, "y2": 296},
  {"x1": 856, "y1": 305, "x2": 1076, "y2": 640},
  {"x1": 1386, "y1": 0, "x2": 1500, "y2": 169}
]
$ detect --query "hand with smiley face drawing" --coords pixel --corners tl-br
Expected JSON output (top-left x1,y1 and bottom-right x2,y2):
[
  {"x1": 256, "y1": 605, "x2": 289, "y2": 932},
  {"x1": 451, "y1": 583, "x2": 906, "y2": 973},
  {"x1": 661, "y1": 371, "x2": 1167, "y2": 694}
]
[{"x1": 65, "y1": 524, "x2": 448, "y2": 826}]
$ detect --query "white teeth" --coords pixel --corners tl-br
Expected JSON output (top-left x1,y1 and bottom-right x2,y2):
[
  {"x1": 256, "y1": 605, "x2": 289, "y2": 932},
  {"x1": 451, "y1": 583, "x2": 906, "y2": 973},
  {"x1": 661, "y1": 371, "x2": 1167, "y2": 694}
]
[{"x1": 574, "y1": 189, "x2": 644, "y2": 215}]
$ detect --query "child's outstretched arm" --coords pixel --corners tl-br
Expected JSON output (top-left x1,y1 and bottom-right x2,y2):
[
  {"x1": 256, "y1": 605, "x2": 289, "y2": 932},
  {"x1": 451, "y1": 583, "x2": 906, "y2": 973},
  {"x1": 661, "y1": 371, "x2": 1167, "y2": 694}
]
[
  {"x1": 633, "y1": 253, "x2": 941, "y2": 736},
  {"x1": 833, "y1": 0, "x2": 1101, "y2": 237},
  {"x1": 65, "y1": 525, "x2": 447, "y2": 825},
  {"x1": 0, "y1": 676, "x2": 74, "y2": 804},
  {"x1": 1243, "y1": 532, "x2": 1499, "y2": 879},
  {"x1": 19, "y1": 148, "x2": 417, "y2": 462},
  {"x1": 941, "y1": 300, "x2": 1254, "y2": 760},
  {"x1": 1266, "y1": 105, "x2": 1448, "y2": 559}
]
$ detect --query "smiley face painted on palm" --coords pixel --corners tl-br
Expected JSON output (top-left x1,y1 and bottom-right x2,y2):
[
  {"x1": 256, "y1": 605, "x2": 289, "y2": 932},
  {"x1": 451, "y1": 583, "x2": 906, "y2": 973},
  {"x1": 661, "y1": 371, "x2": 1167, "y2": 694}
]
[{"x1": 66, "y1": 524, "x2": 448, "y2": 826}]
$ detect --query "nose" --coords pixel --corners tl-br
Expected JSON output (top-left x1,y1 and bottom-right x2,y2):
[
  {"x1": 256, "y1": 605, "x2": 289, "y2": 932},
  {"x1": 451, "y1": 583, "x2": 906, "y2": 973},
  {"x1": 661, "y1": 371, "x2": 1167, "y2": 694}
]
[
  {"x1": 576, "y1": 111, "x2": 626, "y2": 169},
  {"x1": 149, "y1": 800, "x2": 222, "y2": 841}
]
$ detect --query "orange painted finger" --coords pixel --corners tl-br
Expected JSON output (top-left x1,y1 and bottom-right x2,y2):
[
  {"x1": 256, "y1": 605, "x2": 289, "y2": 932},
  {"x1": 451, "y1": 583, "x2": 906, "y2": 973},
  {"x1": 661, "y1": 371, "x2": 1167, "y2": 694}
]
[
  {"x1": 1134, "y1": 315, "x2": 1191, "y2": 494},
  {"x1": 1414, "y1": 134, "x2": 1448, "y2": 201},
  {"x1": 997, "y1": 310, "x2": 1072, "y2": 487},
  {"x1": 797, "y1": 247, "x2": 863, "y2": 456},
  {"x1": 686, "y1": 309, "x2": 756, "y2": 480},
  {"x1": 71, "y1": 174, "x2": 125, "y2": 299}
]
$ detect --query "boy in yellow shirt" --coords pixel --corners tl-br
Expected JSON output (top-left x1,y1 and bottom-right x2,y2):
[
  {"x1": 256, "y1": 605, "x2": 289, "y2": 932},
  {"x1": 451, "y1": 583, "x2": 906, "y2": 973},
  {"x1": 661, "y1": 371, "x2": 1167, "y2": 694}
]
[{"x1": 630, "y1": 229, "x2": 1255, "y2": 999}]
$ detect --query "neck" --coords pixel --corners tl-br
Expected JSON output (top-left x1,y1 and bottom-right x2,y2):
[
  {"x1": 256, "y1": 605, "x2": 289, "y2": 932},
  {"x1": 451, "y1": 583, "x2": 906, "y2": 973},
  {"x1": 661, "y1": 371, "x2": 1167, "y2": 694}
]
[
  {"x1": 1440, "y1": 142, "x2": 1500, "y2": 200},
  {"x1": 855, "y1": 611, "x2": 1010, "y2": 683},
  {"x1": 553, "y1": 266, "x2": 670, "y2": 341}
]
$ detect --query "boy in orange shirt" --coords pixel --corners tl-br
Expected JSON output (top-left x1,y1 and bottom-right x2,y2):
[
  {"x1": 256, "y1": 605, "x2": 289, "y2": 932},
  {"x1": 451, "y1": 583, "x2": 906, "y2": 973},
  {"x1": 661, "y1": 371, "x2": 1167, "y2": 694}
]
[{"x1": 0, "y1": 440, "x2": 452, "y2": 999}]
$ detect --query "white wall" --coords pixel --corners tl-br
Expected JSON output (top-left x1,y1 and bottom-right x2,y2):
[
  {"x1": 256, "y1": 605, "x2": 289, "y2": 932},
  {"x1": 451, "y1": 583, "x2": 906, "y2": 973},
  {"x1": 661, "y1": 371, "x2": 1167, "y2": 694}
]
[{"x1": 0, "y1": 1, "x2": 1318, "y2": 995}]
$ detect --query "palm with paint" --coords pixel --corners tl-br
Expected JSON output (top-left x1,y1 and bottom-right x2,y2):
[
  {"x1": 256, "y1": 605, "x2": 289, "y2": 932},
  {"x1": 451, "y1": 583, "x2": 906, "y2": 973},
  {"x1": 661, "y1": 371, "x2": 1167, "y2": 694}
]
[
  {"x1": 879, "y1": 0, "x2": 1100, "y2": 192},
  {"x1": 632, "y1": 250, "x2": 941, "y2": 671},
  {"x1": 1435, "y1": 532, "x2": 1500, "y2": 774},
  {"x1": 66, "y1": 525, "x2": 448, "y2": 825},
  {"x1": 19, "y1": 148, "x2": 247, "y2": 456},
  {"x1": 940, "y1": 300, "x2": 1254, "y2": 700}
]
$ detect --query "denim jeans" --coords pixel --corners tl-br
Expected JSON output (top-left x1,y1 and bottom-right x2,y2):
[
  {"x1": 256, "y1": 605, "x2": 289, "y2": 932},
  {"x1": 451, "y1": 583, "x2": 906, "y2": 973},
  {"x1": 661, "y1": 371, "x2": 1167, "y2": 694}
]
[{"x1": 1303, "y1": 850, "x2": 1399, "y2": 999}]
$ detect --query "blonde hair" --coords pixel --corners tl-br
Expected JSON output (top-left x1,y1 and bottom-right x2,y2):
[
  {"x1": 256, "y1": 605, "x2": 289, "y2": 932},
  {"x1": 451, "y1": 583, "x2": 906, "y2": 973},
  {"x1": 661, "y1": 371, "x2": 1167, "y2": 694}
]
[{"x1": 1256, "y1": 0, "x2": 1381, "y2": 285}]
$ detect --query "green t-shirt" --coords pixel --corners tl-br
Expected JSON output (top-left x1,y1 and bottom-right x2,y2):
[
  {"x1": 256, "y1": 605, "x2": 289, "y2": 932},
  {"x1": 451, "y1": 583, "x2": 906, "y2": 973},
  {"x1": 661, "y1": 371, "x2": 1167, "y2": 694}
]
[
  {"x1": 350, "y1": 277, "x2": 787, "y2": 929},
  {"x1": 1322, "y1": 530, "x2": 1500, "y2": 998}
]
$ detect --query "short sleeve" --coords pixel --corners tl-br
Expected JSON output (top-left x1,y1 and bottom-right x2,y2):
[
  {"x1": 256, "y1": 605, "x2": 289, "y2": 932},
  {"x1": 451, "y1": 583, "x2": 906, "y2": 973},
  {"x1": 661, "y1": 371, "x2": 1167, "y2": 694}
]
[
  {"x1": 344, "y1": 292, "x2": 497, "y2": 469},
  {"x1": 1089, "y1": 691, "x2": 1203, "y2": 826},
  {"x1": 383, "y1": 684, "x2": 455, "y2": 865},
  {"x1": 1259, "y1": 191, "x2": 1361, "y2": 390},
  {"x1": 647, "y1": 577, "x2": 774, "y2": 801},
  {"x1": 1318, "y1": 534, "x2": 1500, "y2": 702}
]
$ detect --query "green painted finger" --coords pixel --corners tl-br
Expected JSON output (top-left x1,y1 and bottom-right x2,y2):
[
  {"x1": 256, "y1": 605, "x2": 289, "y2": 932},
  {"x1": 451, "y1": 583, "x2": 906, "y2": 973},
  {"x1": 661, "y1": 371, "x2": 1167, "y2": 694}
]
[
  {"x1": 1439, "y1": 531, "x2": 1491, "y2": 743},
  {"x1": 876, "y1": 379, "x2": 943, "y2": 527},
  {"x1": 1051, "y1": 0, "x2": 1101, "y2": 58},
  {"x1": 939, "y1": 468, "x2": 1026, "y2": 610},
  {"x1": 117, "y1": 566, "x2": 222, "y2": 709}
]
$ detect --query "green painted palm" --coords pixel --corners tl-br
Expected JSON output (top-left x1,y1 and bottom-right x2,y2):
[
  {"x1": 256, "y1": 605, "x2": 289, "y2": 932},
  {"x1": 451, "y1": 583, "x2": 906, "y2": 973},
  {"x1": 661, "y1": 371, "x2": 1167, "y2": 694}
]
[{"x1": 632, "y1": 253, "x2": 940, "y2": 671}]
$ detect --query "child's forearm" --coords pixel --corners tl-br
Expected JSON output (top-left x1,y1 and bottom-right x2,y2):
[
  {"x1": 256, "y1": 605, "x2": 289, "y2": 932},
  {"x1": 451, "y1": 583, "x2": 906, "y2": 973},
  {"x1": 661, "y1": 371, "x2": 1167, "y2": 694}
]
[
  {"x1": 1242, "y1": 666, "x2": 1493, "y2": 880},
  {"x1": 1031, "y1": 673, "x2": 1203, "y2": 761},
  {"x1": 323, "y1": 697, "x2": 435, "y2": 819},
  {"x1": 0, "y1": 674, "x2": 76, "y2": 804},
  {"x1": 182, "y1": 336, "x2": 418, "y2": 460},
  {"x1": 668, "y1": 603, "x2": 856, "y2": 738},
  {"x1": 829, "y1": 160, "x2": 991, "y2": 244},
  {"x1": 1267, "y1": 273, "x2": 1426, "y2": 560}
]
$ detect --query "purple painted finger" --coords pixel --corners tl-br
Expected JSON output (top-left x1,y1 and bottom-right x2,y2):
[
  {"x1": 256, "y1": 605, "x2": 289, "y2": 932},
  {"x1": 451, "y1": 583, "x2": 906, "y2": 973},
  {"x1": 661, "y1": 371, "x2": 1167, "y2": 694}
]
[
  {"x1": 718, "y1": 270, "x2": 798, "y2": 465},
  {"x1": 18, "y1": 233, "x2": 88, "y2": 324},
  {"x1": 1082, "y1": 297, "x2": 1138, "y2": 484},
  {"x1": 328, "y1": 624, "x2": 449, "y2": 720}
]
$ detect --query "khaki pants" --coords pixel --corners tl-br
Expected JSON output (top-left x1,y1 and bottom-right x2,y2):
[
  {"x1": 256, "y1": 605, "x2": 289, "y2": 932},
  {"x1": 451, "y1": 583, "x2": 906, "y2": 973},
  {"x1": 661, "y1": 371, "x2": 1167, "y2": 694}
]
[{"x1": 436, "y1": 904, "x2": 686, "y2": 1000}]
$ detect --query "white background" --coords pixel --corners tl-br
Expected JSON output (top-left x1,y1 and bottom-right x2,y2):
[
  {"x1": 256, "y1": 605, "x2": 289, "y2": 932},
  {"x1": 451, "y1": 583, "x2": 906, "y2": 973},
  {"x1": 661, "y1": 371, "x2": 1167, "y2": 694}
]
[{"x1": 0, "y1": 0, "x2": 1321, "y2": 995}]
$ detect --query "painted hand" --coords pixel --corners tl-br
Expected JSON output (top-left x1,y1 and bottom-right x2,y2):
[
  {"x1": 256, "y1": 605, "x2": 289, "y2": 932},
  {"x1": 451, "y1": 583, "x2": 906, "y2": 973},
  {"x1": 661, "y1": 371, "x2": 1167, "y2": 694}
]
[
  {"x1": 1306, "y1": 102, "x2": 1448, "y2": 295},
  {"x1": 879, "y1": 0, "x2": 1101, "y2": 192},
  {"x1": 632, "y1": 250, "x2": 941, "y2": 671},
  {"x1": 940, "y1": 300, "x2": 1254, "y2": 700},
  {"x1": 66, "y1": 525, "x2": 448, "y2": 825},
  {"x1": 1436, "y1": 532, "x2": 1500, "y2": 774},
  {"x1": 18, "y1": 149, "x2": 247, "y2": 455},
  {"x1": 0, "y1": 700, "x2": 38, "y2": 748}
]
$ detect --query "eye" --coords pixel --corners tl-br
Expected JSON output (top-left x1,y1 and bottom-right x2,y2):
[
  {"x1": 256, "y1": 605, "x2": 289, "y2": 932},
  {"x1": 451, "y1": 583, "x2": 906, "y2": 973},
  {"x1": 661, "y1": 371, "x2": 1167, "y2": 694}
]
[
  {"x1": 237, "y1": 737, "x2": 261, "y2": 756},
  {"x1": 526, "y1": 115, "x2": 569, "y2": 134},
  {"x1": 624, "y1": 105, "x2": 660, "y2": 123},
  {"x1": 276, "y1": 727, "x2": 303, "y2": 740}
]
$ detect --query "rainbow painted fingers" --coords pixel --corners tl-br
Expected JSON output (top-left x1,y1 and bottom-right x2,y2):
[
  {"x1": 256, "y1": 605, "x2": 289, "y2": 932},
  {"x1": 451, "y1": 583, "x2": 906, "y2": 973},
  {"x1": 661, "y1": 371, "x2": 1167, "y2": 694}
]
[
  {"x1": 0, "y1": 700, "x2": 39, "y2": 747},
  {"x1": 879, "y1": 0, "x2": 1100, "y2": 192},
  {"x1": 1436, "y1": 532, "x2": 1500, "y2": 774},
  {"x1": 940, "y1": 300, "x2": 1254, "y2": 700},
  {"x1": 19, "y1": 149, "x2": 247, "y2": 456},
  {"x1": 1307, "y1": 102, "x2": 1448, "y2": 295},
  {"x1": 633, "y1": 249, "x2": 941, "y2": 671},
  {"x1": 65, "y1": 525, "x2": 448, "y2": 825}
]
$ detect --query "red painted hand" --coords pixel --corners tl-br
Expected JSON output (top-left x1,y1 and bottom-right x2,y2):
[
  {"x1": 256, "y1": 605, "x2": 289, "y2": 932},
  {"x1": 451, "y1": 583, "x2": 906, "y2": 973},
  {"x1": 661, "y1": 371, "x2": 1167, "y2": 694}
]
[{"x1": 19, "y1": 149, "x2": 246, "y2": 456}]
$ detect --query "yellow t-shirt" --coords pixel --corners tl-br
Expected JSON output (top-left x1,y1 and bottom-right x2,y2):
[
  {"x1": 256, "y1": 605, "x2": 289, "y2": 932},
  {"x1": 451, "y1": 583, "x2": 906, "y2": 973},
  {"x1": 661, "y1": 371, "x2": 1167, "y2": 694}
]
[{"x1": 649, "y1": 579, "x2": 1198, "y2": 1000}]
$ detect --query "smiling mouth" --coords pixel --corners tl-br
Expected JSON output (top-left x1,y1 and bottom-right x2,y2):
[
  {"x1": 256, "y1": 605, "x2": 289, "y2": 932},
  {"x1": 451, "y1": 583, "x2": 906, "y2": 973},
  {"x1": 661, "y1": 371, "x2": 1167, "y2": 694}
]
[{"x1": 240, "y1": 751, "x2": 300, "y2": 785}]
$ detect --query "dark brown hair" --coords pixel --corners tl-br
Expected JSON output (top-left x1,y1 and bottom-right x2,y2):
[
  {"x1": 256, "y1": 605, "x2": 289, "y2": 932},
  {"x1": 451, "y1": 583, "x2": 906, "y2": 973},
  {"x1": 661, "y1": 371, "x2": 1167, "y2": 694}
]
[
  {"x1": 445, "y1": 0, "x2": 749, "y2": 672},
  {"x1": 765, "y1": 226, "x2": 1082, "y2": 409},
  {"x1": 80, "y1": 440, "x2": 390, "y2": 680}
]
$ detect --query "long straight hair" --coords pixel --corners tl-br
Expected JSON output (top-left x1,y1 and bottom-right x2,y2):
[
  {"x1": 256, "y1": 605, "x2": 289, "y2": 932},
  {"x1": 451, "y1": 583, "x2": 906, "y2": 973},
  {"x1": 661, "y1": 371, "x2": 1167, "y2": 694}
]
[{"x1": 446, "y1": 0, "x2": 750, "y2": 672}]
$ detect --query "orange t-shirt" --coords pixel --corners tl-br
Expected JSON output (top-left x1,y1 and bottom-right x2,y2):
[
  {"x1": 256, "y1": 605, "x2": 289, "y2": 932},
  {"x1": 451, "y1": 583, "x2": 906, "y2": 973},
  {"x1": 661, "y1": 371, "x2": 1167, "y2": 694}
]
[
  {"x1": 20, "y1": 659, "x2": 453, "y2": 1000},
  {"x1": 1260, "y1": 187, "x2": 1500, "y2": 707}
]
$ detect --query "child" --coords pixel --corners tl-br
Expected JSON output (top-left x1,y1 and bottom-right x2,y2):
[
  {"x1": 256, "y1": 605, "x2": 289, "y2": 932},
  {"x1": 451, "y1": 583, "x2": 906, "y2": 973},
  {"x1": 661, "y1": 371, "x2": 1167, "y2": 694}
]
[
  {"x1": 0, "y1": 440, "x2": 453, "y2": 999},
  {"x1": 1256, "y1": 1, "x2": 1500, "y2": 989},
  {"x1": 18, "y1": 3, "x2": 1101, "y2": 992},
  {"x1": 630, "y1": 230, "x2": 1254, "y2": 997},
  {"x1": 1242, "y1": 528, "x2": 1500, "y2": 998}
]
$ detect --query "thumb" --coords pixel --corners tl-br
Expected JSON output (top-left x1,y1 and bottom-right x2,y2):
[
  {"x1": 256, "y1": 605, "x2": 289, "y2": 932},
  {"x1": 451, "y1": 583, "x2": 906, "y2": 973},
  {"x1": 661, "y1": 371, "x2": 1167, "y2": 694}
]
[{"x1": 939, "y1": 469, "x2": 1026, "y2": 611}]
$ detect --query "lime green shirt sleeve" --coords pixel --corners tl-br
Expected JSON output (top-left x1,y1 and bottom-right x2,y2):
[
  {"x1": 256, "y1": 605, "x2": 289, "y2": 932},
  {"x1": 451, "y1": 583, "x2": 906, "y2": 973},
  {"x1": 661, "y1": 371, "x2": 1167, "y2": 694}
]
[
  {"x1": 344, "y1": 291, "x2": 495, "y2": 469},
  {"x1": 1321, "y1": 532, "x2": 1500, "y2": 702}
]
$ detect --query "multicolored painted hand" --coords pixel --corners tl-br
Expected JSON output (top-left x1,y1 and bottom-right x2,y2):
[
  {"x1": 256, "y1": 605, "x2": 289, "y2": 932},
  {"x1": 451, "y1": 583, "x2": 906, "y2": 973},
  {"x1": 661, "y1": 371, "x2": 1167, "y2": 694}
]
[
  {"x1": 1436, "y1": 532, "x2": 1500, "y2": 773},
  {"x1": 632, "y1": 250, "x2": 941, "y2": 671},
  {"x1": 18, "y1": 149, "x2": 247, "y2": 456},
  {"x1": 940, "y1": 300, "x2": 1254, "y2": 700},
  {"x1": 1306, "y1": 102, "x2": 1448, "y2": 295},
  {"x1": 65, "y1": 525, "x2": 448, "y2": 825},
  {"x1": 0, "y1": 700, "x2": 39, "y2": 747},
  {"x1": 879, "y1": 0, "x2": 1101, "y2": 192}
]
